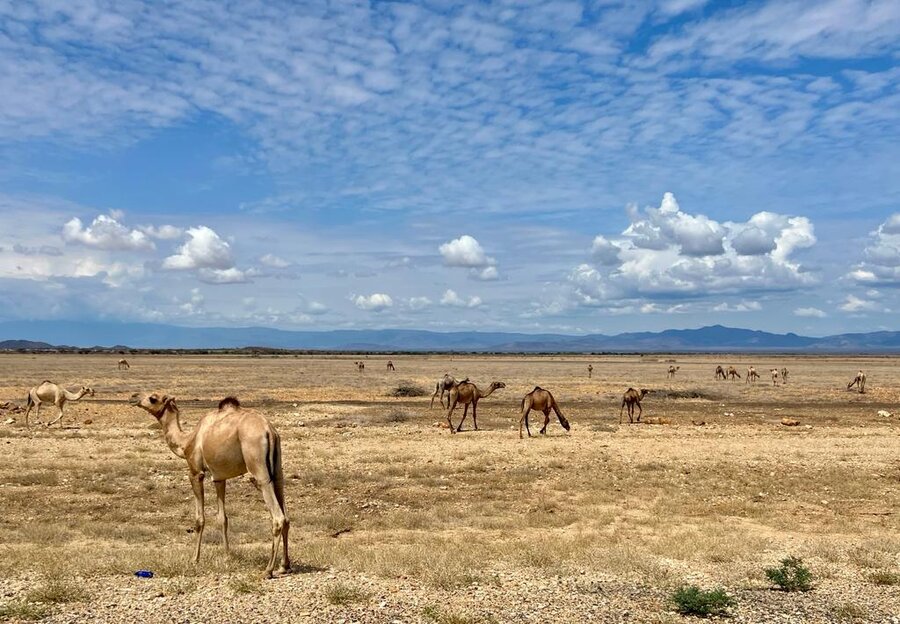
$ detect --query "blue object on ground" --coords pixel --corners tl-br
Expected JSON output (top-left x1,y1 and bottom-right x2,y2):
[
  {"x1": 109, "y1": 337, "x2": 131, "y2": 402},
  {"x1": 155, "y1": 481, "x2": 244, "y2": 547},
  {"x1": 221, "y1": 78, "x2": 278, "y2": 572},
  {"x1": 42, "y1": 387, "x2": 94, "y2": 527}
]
[{"x1": 134, "y1": 570, "x2": 154, "y2": 578}]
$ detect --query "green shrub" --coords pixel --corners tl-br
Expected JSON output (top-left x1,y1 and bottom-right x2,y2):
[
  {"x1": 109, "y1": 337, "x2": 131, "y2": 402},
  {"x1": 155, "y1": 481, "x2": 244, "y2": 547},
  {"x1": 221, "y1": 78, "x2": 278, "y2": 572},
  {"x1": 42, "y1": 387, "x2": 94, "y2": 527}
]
[
  {"x1": 765, "y1": 556, "x2": 813, "y2": 592},
  {"x1": 671, "y1": 585, "x2": 735, "y2": 617}
]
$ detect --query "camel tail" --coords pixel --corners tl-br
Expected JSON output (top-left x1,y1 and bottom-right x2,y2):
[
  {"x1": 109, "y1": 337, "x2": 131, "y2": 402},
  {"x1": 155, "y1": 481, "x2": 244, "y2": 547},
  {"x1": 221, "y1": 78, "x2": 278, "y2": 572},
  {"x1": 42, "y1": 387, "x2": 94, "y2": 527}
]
[
  {"x1": 25, "y1": 392, "x2": 33, "y2": 408},
  {"x1": 264, "y1": 429, "x2": 282, "y2": 487}
]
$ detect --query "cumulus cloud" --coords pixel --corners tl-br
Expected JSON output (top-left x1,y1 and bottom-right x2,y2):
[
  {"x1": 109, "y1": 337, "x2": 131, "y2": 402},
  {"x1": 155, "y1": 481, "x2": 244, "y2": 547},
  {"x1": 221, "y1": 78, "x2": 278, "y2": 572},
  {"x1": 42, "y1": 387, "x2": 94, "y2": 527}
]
[
  {"x1": 259, "y1": 253, "x2": 290, "y2": 268},
  {"x1": 162, "y1": 226, "x2": 234, "y2": 271},
  {"x1": 440, "y1": 235, "x2": 495, "y2": 268},
  {"x1": 794, "y1": 307, "x2": 826, "y2": 318},
  {"x1": 354, "y1": 293, "x2": 393, "y2": 311},
  {"x1": 139, "y1": 224, "x2": 183, "y2": 240},
  {"x1": 850, "y1": 214, "x2": 900, "y2": 285},
  {"x1": 63, "y1": 214, "x2": 154, "y2": 251},
  {"x1": 198, "y1": 267, "x2": 251, "y2": 284},
  {"x1": 712, "y1": 301, "x2": 762, "y2": 312},
  {"x1": 407, "y1": 296, "x2": 432, "y2": 311},
  {"x1": 574, "y1": 193, "x2": 817, "y2": 307},
  {"x1": 440, "y1": 289, "x2": 482, "y2": 308},
  {"x1": 839, "y1": 294, "x2": 878, "y2": 313}
]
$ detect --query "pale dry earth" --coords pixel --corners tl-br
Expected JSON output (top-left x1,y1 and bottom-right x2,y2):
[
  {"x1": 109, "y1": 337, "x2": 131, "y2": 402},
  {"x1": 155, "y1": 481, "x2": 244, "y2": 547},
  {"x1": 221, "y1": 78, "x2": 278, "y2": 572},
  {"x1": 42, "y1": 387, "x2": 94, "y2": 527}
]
[{"x1": 0, "y1": 353, "x2": 898, "y2": 623}]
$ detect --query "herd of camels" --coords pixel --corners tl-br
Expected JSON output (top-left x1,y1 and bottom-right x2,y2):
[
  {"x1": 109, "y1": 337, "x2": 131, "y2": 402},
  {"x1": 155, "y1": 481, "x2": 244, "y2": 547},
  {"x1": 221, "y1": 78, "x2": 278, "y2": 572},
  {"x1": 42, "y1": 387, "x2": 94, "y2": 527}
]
[{"x1": 16, "y1": 358, "x2": 871, "y2": 576}]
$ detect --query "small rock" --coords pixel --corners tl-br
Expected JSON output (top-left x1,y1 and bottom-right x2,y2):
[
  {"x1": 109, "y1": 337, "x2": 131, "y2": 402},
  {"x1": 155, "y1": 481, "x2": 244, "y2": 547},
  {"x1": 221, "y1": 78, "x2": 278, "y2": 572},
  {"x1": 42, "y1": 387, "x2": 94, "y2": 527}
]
[{"x1": 781, "y1": 418, "x2": 801, "y2": 426}]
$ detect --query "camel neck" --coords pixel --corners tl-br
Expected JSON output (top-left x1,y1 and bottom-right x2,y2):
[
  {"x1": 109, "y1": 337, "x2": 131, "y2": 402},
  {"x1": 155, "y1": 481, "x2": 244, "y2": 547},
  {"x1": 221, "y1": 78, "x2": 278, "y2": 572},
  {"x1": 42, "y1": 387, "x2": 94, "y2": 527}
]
[
  {"x1": 159, "y1": 405, "x2": 191, "y2": 459},
  {"x1": 64, "y1": 389, "x2": 85, "y2": 400},
  {"x1": 481, "y1": 386, "x2": 496, "y2": 398}
]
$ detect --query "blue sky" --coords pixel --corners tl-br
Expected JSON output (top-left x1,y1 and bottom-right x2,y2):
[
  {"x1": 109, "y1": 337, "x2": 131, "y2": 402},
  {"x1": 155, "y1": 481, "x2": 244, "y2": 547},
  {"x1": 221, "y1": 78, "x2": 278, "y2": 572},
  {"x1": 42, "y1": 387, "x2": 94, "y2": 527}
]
[{"x1": 0, "y1": 0, "x2": 898, "y2": 335}]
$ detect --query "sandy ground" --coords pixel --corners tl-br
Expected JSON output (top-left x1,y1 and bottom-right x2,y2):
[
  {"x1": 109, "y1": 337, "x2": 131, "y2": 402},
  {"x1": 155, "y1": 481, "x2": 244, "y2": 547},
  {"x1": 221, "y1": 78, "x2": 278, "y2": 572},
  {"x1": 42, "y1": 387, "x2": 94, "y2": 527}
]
[{"x1": 0, "y1": 353, "x2": 898, "y2": 623}]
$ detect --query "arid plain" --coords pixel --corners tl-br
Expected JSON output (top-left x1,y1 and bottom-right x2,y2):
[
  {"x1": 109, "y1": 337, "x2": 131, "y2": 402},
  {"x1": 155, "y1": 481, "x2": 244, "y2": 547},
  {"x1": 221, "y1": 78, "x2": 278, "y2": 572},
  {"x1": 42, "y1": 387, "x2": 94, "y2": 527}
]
[{"x1": 0, "y1": 353, "x2": 898, "y2": 623}]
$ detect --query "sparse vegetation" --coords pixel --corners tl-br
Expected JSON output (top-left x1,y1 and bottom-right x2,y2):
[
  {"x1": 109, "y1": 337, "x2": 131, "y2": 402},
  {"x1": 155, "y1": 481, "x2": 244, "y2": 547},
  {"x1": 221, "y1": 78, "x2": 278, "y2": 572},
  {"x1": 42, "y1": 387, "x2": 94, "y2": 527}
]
[
  {"x1": 765, "y1": 556, "x2": 813, "y2": 592},
  {"x1": 26, "y1": 577, "x2": 89, "y2": 605},
  {"x1": 324, "y1": 582, "x2": 370, "y2": 606},
  {"x1": 868, "y1": 570, "x2": 900, "y2": 586},
  {"x1": 389, "y1": 382, "x2": 429, "y2": 397},
  {"x1": 422, "y1": 605, "x2": 498, "y2": 624},
  {"x1": 671, "y1": 585, "x2": 735, "y2": 617},
  {"x1": 0, "y1": 600, "x2": 49, "y2": 621}
]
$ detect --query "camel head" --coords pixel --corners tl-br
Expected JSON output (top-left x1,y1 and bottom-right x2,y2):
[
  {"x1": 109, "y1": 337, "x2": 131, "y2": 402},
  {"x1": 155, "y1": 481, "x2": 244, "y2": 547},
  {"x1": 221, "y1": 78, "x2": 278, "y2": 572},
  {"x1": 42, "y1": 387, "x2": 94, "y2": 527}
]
[
  {"x1": 131, "y1": 392, "x2": 176, "y2": 418},
  {"x1": 639, "y1": 389, "x2": 650, "y2": 398},
  {"x1": 489, "y1": 382, "x2": 506, "y2": 391},
  {"x1": 81, "y1": 386, "x2": 95, "y2": 397}
]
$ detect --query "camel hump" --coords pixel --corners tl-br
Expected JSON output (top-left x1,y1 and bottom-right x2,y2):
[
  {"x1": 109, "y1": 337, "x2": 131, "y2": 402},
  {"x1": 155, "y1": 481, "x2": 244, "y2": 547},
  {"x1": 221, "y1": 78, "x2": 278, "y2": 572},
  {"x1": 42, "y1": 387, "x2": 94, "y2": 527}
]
[
  {"x1": 41, "y1": 380, "x2": 52, "y2": 384},
  {"x1": 532, "y1": 386, "x2": 542, "y2": 393},
  {"x1": 218, "y1": 396, "x2": 241, "y2": 410}
]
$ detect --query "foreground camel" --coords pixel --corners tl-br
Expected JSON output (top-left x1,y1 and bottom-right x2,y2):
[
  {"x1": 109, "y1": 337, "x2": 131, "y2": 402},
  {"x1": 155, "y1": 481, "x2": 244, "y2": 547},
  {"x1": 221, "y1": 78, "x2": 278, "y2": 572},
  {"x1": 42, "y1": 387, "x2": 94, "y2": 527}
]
[
  {"x1": 386, "y1": 360, "x2": 395, "y2": 372},
  {"x1": 132, "y1": 393, "x2": 290, "y2": 578},
  {"x1": 431, "y1": 373, "x2": 466, "y2": 408},
  {"x1": 25, "y1": 381, "x2": 94, "y2": 427},
  {"x1": 848, "y1": 370, "x2": 866, "y2": 393},
  {"x1": 667, "y1": 365, "x2": 680, "y2": 379},
  {"x1": 619, "y1": 388, "x2": 649, "y2": 424},
  {"x1": 746, "y1": 366, "x2": 759, "y2": 383},
  {"x1": 770, "y1": 369, "x2": 780, "y2": 386},
  {"x1": 781, "y1": 368, "x2": 789, "y2": 384},
  {"x1": 519, "y1": 386, "x2": 570, "y2": 439},
  {"x1": 587, "y1": 364, "x2": 593, "y2": 379},
  {"x1": 727, "y1": 366, "x2": 741, "y2": 381},
  {"x1": 446, "y1": 380, "x2": 505, "y2": 433},
  {"x1": 117, "y1": 358, "x2": 130, "y2": 370},
  {"x1": 715, "y1": 365, "x2": 726, "y2": 380}
]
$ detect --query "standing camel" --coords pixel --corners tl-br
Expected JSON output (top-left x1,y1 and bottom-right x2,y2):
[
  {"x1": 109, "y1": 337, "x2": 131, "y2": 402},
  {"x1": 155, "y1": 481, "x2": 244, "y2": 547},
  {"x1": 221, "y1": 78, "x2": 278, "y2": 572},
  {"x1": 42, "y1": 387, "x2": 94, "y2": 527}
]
[
  {"x1": 715, "y1": 365, "x2": 726, "y2": 380},
  {"x1": 117, "y1": 358, "x2": 130, "y2": 370},
  {"x1": 619, "y1": 388, "x2": 649, "y2": 424},
  {"x1": 446, "y1": 380, "x2": 505, "y2": 433},
  {"x1": 519, "y1": 386, "x2": 570, "y2": 439},
  {"x1": 587, "y1": 364, "x2": 593, "y2": 379},
  {"x1": 667, "y1": 365, "x2": 680, "y2": 379},
  {"x1": 353, "y1": 361, "x2": 365, "y2": 372},
  {"x1": 770, "y1": 369, "x2": 780, "y2": 386},
  {"x1": 131, "y1": 393, "x2": 290, "y2": 578},
  {"x1": 780, "y1": 368, "x2": 789, "y2": 384},
  {"x1": 727, "y1": 366, "x2": 741, "y2": 381},
  {"x1": 386, "y1": 360, "x2": 395, "y2": 372},
  {"x1": 24, "y1": 381, "x2": 94, "y2": 427},
  {"x1": 847, "y1": 370, "x2": 866, "y2": 393},
  {"x1": 746, "y1": 366, "x2": 759, "y2": 383},
  {"x1": 431, "y1": 373, "x2": 466, "y2": 408}
]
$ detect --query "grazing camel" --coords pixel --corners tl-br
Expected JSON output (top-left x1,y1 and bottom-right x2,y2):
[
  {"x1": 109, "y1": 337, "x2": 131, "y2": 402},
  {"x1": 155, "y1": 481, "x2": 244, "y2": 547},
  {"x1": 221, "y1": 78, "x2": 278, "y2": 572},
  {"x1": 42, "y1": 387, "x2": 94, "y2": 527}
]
[
  {"x1": 431, "y1": 373, "x2": 466, "y2": 408},
  {"x1": 847, "y1": 370, "x2": 866, "y2": 394},
  {"x1": 24, "y1": 381, "x2": 94, "y2": 427},
  {"x1": 727, "y1": 366, "x2": 741, "y2": 381},
  {"x1": 619, "y1": 388, "x2": 649, "y2": 424},
  {"x1": 770, "y1": 369, "x2": 780, "y2": 386},
  {"x1": 446, "y1": 380, "x2": 505, "y2": 433},
  {"x1": 386, "y1": 360, "x2": 395, "y2": 372},
  {"x1": 132, "y1": 393, "x2": 290, "y2": 578},
  {"x1": 746, "y1": 366, "x2": 759, "y2": 383},
  {"x1": 667, "y1": 365, "x2": 680, "y2": 379},
  {"x1": 587, "y1": 364, "x2": 593, "y2": 379},
  {"x1": 715, "y1": 365, "x2": 726, "y2": 380},
  {"x1": 117, "y1": 358, "x2": 130, "y2": 370},
  {"x1": 519, "y1": 386, "x2": 570, "y2": 439},
  {"x1": 353, "y1": 361, "x2": 365, "y2": 372},
  {"x1": 780, "y1": 368, "x2": 789, "y2": 384}
]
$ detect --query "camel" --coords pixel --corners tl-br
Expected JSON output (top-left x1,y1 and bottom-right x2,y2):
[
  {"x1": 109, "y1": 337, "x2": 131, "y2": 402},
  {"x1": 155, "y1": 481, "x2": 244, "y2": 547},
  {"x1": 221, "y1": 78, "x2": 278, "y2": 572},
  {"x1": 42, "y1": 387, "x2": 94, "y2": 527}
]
[
  {"x1": 131, "y1": 393, "x2": 290, "y2": 578},
  {"x1": 848, "y1": 370, "x2": 866, "y2": 394},
  {"x1": 746, "y1": 366, "x2": 759, "y2": 383},
  {"x1": 24, "y1": 381, "x2": 94, "y2": 428},
  {"x1": 519, "y1": 386, "x2": 570, "y2": 439},
  {"x1": 386, "y1": 360, "x2": 395, "y2": 372},
  {"x1": 667, "y1": 365, "x2": 680, "y2": 379},
  {"x1": 430, "y1": 373, "x2": 467, "y2": 408},
  {"x1": 353, "y1": 361, "x2": 365, "y2": 372},
  {"x1": 587, "y1": 364, "x2": 593, "y2": 379},
  {"x1": 781, "y1": 368, "x2": 789, "y2": 384},
  {"x1": 727, "y1": 366, "x2": 741, "y2": 381},
  {"x1": 446, "y1": 380, "x2": 505, "y2": 433},
  {"x1": 118, "y1": 358, "x2": 130, "y2": 370},
  {"x1": 619, "y1": 388, "x2": 649, "y2": 424},
  {"x1": 715, "y1": 365, "x2": 726, "y2": 380},
  {"x1": 770, "y1": 369, "x2": 780, "y2": 386}
]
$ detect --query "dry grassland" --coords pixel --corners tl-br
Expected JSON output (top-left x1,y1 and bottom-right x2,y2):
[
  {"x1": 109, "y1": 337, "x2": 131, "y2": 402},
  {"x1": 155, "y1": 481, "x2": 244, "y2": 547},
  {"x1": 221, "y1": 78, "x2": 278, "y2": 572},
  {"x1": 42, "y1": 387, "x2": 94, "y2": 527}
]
[{"x1": 0, "y1": 353, "x2": 898, "y2": 623}]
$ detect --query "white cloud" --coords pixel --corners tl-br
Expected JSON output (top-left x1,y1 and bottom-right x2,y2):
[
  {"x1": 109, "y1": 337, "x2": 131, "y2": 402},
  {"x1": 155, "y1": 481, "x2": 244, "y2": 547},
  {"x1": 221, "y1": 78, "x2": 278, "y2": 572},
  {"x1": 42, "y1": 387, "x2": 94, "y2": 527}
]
[
  {"x1": 440, "y1": 289, "x2": 482, "y2": 308},
  {"x1": 712, "y1": 301, "x2": 762, "y2": 312},
  {"x1": 139, "y1": 224, "x2": 183, "y2": 240},
  {"x1": 839, "y1": 294, "x2": 878, "y2": 313},
  {"x1": 62, "y1": 214, "x2": 154, "y2": 251},
  {"x1": 473, "y1": 266, "x2": 499, "y2": 281},
  {"x1": 162, "y1": 226, "x2": 233, "y2": 271},
  {"x1": 794, "y1": 307, "x2": 826, "y2": 318},
  {"x1": 198, "y1": 267, "x2": 250, "y2": 284},
  {"x1": 407, "y1": 296, "x2": 432, "y2": 311},
  {"x1": 591, "y1": 235, "x2": 621, "y2": 265},
  {"x1": 259, "y1": 253, "x2": 290, "y2": 268},
  {"x1": 307, "y1": 301, "x2": 328, "y2": 315},
  {"x1": 849, "y1": 213, "x2": 900, "y2": 285},
  {"x1": 354, "y1": 293, "x2": 393, "y2": 311},
  {"x1": 439, "y1": 235, "x2": 495, "y2": 268}
]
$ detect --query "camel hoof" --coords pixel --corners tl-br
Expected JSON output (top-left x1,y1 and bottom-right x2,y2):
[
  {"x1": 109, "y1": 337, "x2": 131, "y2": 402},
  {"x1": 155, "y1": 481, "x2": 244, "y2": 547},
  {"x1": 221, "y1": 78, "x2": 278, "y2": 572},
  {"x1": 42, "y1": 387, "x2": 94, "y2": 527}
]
[{"x1": 278, "y1": 566, "x2": 292, "y2": 576}]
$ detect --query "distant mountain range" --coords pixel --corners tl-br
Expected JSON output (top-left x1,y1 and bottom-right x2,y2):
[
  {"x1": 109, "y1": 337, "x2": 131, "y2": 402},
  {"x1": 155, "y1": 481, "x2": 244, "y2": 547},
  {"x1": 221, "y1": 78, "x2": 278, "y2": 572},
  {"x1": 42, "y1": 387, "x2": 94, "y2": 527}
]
[{"x1": 1, "y1": 320, "x2": 900, "y2": 353}]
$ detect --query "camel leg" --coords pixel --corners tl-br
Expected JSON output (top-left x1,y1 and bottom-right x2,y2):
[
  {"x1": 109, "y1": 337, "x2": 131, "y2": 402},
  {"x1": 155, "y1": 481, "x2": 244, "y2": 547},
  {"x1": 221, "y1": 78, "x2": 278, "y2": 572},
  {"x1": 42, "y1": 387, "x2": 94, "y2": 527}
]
[
  {"x1": 190, "y1": 473, "x2": 206, "y2": 563},
  {"x1": 619, "y1": 400, "x2": 626, "y2": 425},
  {"x1": 214, "y1": 480, "x2": 229, "y2": 554},
  {"x1": 446, "y1": 400, "x2": 458, "y2": 434},
  {"x1": 47, "y1": 402, "x2": 64, "y2": 427},
  {"x1": 540, "y1": 409, "x2": 550, "y2": 435},
  {"x1": 258, "y1": 480, "x2": 288, "y2": 578},
  {"x1": 456, "y1": 404, "x2": 469, "y2": 432},
  {"x1": 273, "y1": 476, "x2": 291, "y2": 574},
  {"x1": 472, "y1": 401, "x2": 478, "y2": 431},
  {"x1": 431, "y1": 385, "x2": 440, "y2": 409},
  {"x1": 25, "y1": 402, "x2": 33, "y2": 427},
  {"x1": 519, "y1": 407, "x2": 532, "y2": 439},
  {"x1": 636, "y1": 403, "x2": 642, "y2": 423}
]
